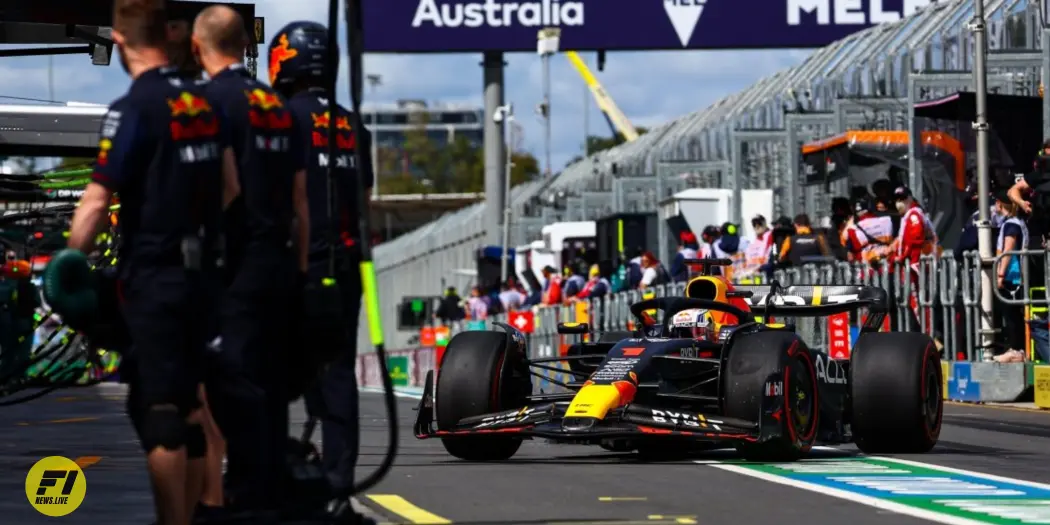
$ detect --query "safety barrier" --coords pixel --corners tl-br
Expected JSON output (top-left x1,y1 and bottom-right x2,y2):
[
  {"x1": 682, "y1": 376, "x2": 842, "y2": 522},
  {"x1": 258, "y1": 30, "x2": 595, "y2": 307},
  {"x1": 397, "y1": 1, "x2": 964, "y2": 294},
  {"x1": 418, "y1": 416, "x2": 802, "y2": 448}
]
[{"x1": 359, "y1": 249, "x2": 1050, "y2": 406}]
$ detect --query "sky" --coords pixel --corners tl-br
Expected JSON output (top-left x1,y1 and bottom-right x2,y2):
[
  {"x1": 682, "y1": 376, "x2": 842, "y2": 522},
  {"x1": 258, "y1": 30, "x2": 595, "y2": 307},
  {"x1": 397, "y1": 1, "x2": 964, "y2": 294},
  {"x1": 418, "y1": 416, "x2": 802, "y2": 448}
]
[{"x1": 0, "y1": 0, "x2": 815, "y2": 173}]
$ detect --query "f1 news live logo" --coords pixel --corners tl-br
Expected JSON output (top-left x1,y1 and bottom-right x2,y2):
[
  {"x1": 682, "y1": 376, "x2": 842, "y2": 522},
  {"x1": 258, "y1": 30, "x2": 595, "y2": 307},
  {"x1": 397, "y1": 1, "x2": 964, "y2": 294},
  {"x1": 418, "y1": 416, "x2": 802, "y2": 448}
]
[{"x1": 25, "y1": 456, "x2": 87, "y2": 517}]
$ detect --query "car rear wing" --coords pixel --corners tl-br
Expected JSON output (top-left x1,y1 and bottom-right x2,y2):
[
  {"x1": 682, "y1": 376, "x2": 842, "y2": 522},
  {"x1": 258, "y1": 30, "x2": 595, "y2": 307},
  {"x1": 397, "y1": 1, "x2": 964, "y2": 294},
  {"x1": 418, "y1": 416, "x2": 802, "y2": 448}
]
[{"x1": 736, "y1": 284, "x2": 890, "y2": 319}]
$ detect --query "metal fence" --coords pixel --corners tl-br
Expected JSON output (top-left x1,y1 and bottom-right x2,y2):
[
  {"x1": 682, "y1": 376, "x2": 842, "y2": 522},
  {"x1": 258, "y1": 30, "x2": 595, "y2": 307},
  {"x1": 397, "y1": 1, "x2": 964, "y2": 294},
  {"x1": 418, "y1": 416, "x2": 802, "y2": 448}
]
[{"x1": 443, "y1": 250, "x2": 1050, "y2": 372}]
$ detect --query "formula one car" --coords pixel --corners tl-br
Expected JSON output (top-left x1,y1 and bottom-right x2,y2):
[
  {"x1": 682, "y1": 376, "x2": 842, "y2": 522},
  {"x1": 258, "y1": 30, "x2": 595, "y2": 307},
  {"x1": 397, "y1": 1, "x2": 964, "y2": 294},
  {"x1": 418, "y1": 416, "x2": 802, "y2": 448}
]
[{"x1": 414, "y1": 260, "x2": 943, "y2": 462}]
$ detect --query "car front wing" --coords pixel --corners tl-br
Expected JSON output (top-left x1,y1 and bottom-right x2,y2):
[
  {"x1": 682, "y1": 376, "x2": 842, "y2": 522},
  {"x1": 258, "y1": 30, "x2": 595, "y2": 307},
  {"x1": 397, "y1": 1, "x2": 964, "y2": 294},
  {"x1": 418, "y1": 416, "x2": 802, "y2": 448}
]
[{"x1": 413, "y1": 371, "x2": 789, "y2": 445}]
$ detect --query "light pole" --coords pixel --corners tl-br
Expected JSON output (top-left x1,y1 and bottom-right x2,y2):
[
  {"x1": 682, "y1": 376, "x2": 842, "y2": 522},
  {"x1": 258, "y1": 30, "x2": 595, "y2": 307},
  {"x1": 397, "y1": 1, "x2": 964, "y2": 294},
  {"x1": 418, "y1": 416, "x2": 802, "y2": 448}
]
[
  {"x1": 366, "y1": 74, "x2": 382, "y2": 198},
  {"x1": 537, "y1": 28, "x2": 560, "y2": 177},
  {"x1": 494, "y1": 104, "x2": 515, "y2": 284},
  {"x1": 970, "y1": 0, "x2": 996, "y2": 361}
]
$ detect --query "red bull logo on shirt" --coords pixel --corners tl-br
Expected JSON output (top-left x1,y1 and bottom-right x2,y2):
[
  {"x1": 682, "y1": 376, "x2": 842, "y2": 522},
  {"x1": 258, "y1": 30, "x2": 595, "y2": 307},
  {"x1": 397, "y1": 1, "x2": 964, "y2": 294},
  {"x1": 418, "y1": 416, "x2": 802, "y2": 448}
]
[{"x1": 167, "y1": 92, "x2": 212, "y2": 117}]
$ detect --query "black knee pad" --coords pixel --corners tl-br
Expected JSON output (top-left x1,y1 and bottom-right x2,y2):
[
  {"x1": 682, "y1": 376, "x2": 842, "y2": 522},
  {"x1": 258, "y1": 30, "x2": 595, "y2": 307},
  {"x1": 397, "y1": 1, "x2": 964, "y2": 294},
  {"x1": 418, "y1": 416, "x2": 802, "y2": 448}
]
[
  {"x1": 186, "y1": 424, "x2": 206, "y2": 459},
  {"x1": 136, "y1": 407, "x2": 188, "y2": 453}
]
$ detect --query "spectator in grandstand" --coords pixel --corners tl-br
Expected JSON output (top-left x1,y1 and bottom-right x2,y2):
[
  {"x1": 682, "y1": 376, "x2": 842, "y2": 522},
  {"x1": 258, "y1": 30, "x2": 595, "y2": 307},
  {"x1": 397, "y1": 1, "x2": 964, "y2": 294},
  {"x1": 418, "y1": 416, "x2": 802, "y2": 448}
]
[
  {"x1": 670, "y1": 231, "x2": 699, "y2": 282},
  {"x1": 499, "y1": 281, "x2": 526, "y2": 312},
  {"x1": 843, "y1": 197, "x2": 894, "y2": 265},
  {"x1": 576, "y1": 264, "x2": 611, "y2": 300},
  {"x1": 435, "y1": 287, "x2": 464, "y2": 323},
  {"x1": 639, "y1": 251, "x2": 671, "y2": 289},
  {"x1": 777, "y1": 214, "x2": 832, "y2": 267},
  {"x1": 465, "y1": 286, "x2": 488, "y2": 320},
  {"x1": 540, "y1": 265, "x2": 563, "y2": 305},
  {"x1": 993, "y1": 191, "x2": 1028, "y2": 363}
]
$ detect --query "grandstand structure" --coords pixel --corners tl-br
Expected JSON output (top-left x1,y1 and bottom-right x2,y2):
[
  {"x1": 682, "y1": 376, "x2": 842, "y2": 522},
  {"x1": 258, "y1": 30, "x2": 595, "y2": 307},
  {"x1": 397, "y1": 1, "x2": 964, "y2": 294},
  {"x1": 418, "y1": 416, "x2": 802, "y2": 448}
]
[{"x1": 362, "y1": 0, "x2": 1044, "y2": 350}]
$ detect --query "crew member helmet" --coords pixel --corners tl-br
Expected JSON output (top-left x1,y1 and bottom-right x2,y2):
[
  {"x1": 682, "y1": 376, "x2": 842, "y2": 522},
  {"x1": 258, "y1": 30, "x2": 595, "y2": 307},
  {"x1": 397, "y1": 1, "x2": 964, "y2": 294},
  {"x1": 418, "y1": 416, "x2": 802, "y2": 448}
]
[{"x1": 267, "y1": 21, "x2": 336, "y2": 89}]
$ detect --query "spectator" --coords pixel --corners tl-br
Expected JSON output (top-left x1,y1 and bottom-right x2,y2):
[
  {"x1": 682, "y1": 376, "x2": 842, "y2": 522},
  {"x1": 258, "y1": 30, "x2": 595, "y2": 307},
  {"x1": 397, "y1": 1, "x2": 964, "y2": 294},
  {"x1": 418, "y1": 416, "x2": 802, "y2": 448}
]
[
  {"x1": 639, "y1": 251, "x2": 670, "y2": 289},
  {"x1": 699, "y1": 225, "x2": 720, "y2": 259},
  {"x1": 777, "y1": 214, "x2": 831, "y2": 267},
  {"x1": 872, "y1": 179, "x2": 895, "y2": 212},
  {"x1": 562, "y1": 260, "x2": 587, "y2": 301},
  {"x1": 498, "y1": 281, "x2": 526, "y2": 312},
  {"x1": 576, "y1": 264, "x2": 611, "y2": 301},
  {"x1": 465, "y1": 286, "x2": 488, "y2": 320},
  {"x1": 741, "y1": 215, "x2": 773, "y2": 279},
  {"x1": 540, "y1": 265, "x2": 563, "y2": 305},
  {"x1": 625, "y1": 248, "x2": 644, "y2": 290},
  {"x1": 670, "y1": 231, "x2": 699, "y2": 282},
  {"x1": 994, "y1": 192, "x2": 1028, "y2": 363},
  {"x1": 892, "y1": 186, "x2": 939, "y2": 267},
  {"x1": 714, "y1": 222, "x2": 746, "y2": 257},
  {"x1": 843, "y1": 197, "x2": 894, "y2": 265},
  {"x1": 892, "y1": 185, "x2": 939, "y2": 336},
  {"x1": 435, "y1": 286, "x2": 465, "y2": 323}
]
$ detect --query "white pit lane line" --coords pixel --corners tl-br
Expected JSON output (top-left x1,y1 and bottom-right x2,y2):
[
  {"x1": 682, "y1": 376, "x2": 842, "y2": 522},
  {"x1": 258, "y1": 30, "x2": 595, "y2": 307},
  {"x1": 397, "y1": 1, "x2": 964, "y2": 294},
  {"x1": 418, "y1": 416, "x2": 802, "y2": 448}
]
[
  {"x1": 359, "y1": 386, "x2": 424, "y2": 400},
  {"x1": 700, "y1": 452, "x2": 1050, "y2": 525}
]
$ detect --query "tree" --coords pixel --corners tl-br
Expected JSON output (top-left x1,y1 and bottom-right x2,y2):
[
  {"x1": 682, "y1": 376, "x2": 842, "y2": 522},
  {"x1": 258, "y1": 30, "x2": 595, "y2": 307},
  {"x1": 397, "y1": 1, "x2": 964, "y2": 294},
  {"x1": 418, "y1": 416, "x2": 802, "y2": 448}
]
[
  {"x1": 378, "y1": 115, "x2": 541, "y2": 195},
  {"x1": 56, "y1": 157, "x2": 94, "y2": 170},
  {"x1": 562, "y1": 127, "x2": 651, "y2": 169},
  {"x1": 585, "y1": 126, "x2": 649, "y2": 155}
]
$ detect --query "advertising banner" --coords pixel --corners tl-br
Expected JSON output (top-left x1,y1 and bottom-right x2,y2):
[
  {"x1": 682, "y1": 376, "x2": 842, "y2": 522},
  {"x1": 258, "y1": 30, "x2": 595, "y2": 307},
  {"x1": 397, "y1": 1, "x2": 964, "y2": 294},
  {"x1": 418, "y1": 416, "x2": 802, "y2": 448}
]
[{"x1": 363, "y1": 0, "x2": 937, "y2": 53}]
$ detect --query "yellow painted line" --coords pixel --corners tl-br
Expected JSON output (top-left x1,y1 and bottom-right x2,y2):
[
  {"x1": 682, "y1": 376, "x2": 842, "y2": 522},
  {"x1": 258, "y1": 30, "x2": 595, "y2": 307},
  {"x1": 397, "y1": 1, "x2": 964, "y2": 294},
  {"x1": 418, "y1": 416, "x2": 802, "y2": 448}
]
[
  {"x1": 45, "y1": 417, "x2": 99, "y2": 424},
  {"x1": 599, "y1": 496, "x2": 648, "y2": 501},
  {"x1": 54, "y1": 396, "x2": 79, "y2": 402},
  {"x1": 649, "y1": 515, "x2": 698, "y2": 524},
  {"x1": 366, "y1": 495, "x2": 452, "y2": 524},
  {"x1": 74, "y1": 456, "x2": 102, "y2": 468},
  {"x1": 16, "y1": 417, "x2": 100, "y2": 426},
  {"x1": 946, "y1": 401, "x2": 1050, "y2": 414}
]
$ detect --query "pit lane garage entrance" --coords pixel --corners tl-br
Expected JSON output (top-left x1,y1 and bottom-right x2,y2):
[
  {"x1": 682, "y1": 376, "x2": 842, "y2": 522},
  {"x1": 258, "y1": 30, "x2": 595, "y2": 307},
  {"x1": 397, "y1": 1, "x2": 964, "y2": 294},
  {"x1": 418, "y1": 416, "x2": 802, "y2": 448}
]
[{"x1": 800, "y1": 91, "x2": 1043, "y2": 250}]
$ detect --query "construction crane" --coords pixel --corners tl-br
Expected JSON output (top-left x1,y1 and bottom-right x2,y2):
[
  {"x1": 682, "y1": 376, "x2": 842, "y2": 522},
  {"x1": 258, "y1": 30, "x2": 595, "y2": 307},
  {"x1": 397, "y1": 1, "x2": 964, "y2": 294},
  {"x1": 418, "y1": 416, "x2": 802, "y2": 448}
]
[{"x1": 564, "y1": 51, "x2": 640, "y2": 143}]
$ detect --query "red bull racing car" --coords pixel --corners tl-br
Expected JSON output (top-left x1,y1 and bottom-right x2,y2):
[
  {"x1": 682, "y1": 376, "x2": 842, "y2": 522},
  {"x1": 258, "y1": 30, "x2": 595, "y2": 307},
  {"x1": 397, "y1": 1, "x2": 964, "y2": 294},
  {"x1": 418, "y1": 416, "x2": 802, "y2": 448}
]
[{"x1": 414, "y1": 261, "x2": 943, "y2": 462}]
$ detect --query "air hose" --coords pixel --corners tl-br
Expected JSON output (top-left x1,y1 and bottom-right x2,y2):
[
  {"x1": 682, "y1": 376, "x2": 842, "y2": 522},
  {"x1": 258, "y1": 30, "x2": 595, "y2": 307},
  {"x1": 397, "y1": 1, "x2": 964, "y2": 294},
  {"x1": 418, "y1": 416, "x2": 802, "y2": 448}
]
[{"x1": 329, "y1": 0, "x2": 399, "y2": 496}]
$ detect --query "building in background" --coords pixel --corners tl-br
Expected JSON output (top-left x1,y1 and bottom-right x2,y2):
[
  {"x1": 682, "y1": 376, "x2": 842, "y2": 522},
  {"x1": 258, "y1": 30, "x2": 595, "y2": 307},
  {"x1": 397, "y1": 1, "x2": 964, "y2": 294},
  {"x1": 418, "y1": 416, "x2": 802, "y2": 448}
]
[{"x1": 364, "y1": 99, "x2": 483, "y2": 150}]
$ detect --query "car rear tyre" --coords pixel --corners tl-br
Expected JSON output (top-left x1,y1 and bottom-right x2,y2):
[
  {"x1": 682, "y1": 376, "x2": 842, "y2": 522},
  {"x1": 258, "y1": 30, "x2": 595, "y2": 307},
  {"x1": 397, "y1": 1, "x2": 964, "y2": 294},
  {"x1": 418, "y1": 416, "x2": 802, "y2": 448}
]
[
  {"x1": 851, "y1": 332, "x2": 941, "y2": 454},
  {"x1": 436, "y1": 331, "x2": 530, "y2": 461},
  {"x1": 723, "y1": 331, "x2": 819, "y2": 462}
]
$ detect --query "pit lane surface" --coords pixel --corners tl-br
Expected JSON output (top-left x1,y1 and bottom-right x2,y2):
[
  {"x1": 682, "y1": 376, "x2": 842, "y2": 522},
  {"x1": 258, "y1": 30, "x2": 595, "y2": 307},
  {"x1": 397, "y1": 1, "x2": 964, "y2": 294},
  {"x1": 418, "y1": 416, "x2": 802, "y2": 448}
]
[
  {"x1": 2, "y1": 386, "x2": 1050, "y2": 524},
  {"x1": 357, "y1": 394, "x2": 1050, "y2": 525}
]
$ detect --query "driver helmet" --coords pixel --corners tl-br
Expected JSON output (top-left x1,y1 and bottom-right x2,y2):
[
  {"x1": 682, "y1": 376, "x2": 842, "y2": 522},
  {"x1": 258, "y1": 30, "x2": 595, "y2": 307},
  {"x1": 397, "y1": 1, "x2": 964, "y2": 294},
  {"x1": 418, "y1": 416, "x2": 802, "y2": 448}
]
[{"x1": 669, "y1": 308, "x2": 720, "y2": 341}]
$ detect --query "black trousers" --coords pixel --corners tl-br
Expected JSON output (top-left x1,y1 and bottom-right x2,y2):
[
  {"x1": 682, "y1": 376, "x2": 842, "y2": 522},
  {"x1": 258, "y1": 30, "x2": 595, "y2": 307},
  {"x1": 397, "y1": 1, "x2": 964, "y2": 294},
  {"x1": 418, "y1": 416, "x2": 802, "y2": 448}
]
[
  {"x1": 303, "y1": 257, "x2": 363, "y2": 493},
  {"x1": 207, "y1": 260, "x2": 295, "y2": 509}
]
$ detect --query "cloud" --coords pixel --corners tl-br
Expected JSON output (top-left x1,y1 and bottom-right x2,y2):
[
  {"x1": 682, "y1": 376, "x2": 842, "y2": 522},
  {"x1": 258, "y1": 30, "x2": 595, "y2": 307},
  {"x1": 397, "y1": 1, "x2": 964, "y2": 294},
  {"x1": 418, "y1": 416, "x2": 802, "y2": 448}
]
[{"x1": 0, "y1": 0, "x2": 811, "y2": 173}]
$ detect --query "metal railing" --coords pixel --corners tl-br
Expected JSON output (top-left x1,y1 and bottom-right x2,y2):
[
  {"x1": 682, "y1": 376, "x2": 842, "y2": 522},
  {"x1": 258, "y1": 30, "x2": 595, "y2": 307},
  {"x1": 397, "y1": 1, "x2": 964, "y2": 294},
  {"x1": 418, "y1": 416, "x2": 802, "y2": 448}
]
[{"x1": 442, "y1": 250, "x2": 1050, "y2": 370}]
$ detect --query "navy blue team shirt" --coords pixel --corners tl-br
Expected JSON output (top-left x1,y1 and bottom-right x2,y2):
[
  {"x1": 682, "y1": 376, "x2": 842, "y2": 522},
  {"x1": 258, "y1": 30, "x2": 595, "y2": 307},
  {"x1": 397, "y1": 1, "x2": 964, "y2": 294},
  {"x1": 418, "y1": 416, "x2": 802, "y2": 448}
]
[
  {"x1": 91, "y1": 66, "x2": 228, "y2": 277},
  {"x1": 202, "y1": 63, "x2": 305, "y2": 269},
  {"x1": 285, "y1": 87, "x2": 374, "y2": 262}
]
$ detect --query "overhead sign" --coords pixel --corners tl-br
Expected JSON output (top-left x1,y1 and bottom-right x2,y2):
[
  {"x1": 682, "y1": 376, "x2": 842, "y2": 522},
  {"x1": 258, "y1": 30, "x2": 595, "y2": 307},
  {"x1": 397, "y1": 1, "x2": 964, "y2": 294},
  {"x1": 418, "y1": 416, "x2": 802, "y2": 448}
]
[{"x1": 363, "y1": 0, "x2": 938, "y2": 53}]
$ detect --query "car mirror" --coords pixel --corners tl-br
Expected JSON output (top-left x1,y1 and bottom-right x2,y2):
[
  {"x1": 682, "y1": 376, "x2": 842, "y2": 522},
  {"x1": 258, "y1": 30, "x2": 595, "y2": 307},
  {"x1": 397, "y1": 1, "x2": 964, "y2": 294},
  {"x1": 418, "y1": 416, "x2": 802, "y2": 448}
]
[{"x1": 557, "y1": 322, "x2": 590, "y2": 335}]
